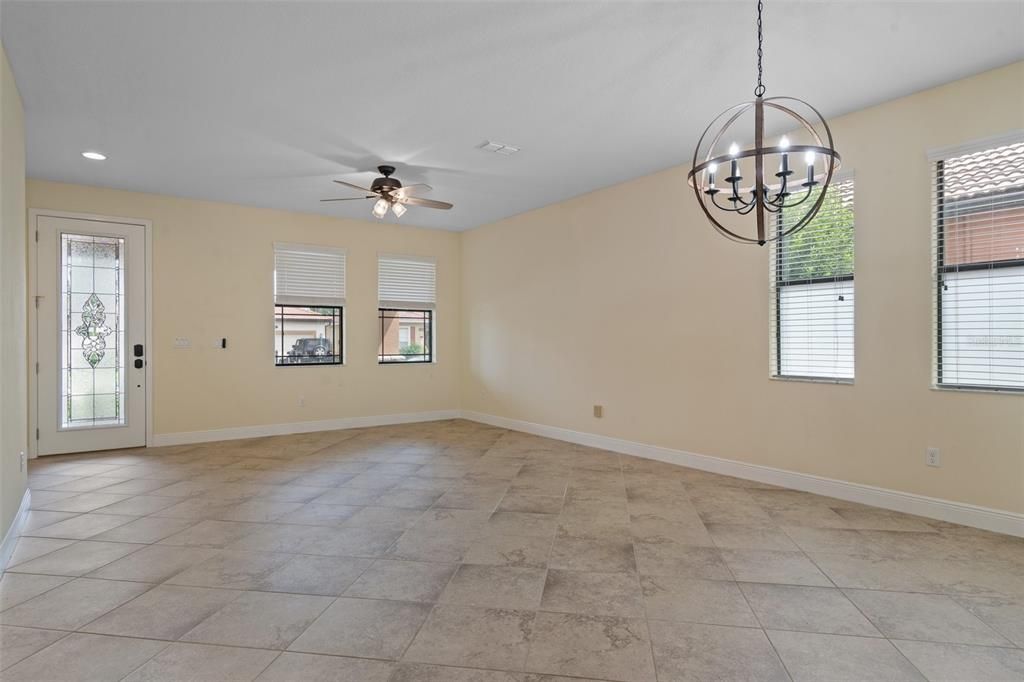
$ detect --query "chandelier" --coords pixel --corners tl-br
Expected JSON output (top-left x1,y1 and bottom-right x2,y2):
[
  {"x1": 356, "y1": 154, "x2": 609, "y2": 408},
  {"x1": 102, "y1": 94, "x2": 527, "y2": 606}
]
[{"x1": 687, "y1": 0, "x2": 841, "y2": 245}]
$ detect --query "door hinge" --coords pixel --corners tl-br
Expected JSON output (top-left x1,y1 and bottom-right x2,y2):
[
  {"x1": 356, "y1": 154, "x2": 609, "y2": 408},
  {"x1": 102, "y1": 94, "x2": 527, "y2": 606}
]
[
  {"x1": 35, "y1": 230, "x2": 39, "y2": 243},
  {"x1": 35, "y1": 362, "x2": 39, "y2": 374},
  {"x1": 35, "y1": 428, "x2": 40, "y2": 440}
]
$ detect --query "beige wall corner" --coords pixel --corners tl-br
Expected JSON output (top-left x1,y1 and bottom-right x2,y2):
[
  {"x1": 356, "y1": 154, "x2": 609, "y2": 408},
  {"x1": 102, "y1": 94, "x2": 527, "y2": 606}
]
[
  {"x1": 0, "y1": 41, "x2": 29, "y2": 548},
  {"x1": 460, "y1": 62, "x2": 1024, "y2": 515}
]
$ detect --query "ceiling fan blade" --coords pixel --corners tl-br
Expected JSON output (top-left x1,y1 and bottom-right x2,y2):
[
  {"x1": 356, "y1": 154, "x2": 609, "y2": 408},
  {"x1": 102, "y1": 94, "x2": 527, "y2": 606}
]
[
  {"x1": 394, "y1": 183, "x2": 432, "y2": 198},
  {"x1": 320, "y1": 196, "x2": 374, "y2": 202},
  {"x1": 402, "y1": 196, "x2": 453, "y2": 210},
  {"x1": 333, "y1": 179, "x2": 375, "y2": 193}
]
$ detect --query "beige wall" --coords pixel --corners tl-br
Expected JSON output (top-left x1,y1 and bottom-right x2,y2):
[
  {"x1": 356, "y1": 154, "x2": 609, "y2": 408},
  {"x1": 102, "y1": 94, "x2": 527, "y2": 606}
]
[
  {"x1": 27, "y1": 181, "x2": 461, "y2": 437},
  {"x1": 1, "y1": 43, "x2": 28, "y2": 541},
  {"x1": 461, "y1": 62, "x2": 1024, "y2": 514}
]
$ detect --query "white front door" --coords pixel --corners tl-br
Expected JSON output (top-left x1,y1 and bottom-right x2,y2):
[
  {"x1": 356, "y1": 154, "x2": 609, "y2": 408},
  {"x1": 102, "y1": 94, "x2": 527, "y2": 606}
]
[{"x1": 35, "y1": 214, "x2": 147, "y2": 455}]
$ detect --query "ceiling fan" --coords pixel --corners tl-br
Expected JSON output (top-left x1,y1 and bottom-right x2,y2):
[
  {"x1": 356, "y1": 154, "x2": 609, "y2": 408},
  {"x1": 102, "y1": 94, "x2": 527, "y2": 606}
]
[{"x1": 321, "y1": 165, "x2": 453, "y2": 219}]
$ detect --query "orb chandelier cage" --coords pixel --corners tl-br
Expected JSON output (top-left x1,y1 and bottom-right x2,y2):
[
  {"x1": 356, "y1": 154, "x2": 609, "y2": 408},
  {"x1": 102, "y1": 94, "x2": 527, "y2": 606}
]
[{"x1": 686, "y1": 0, "x2": 841, "y2": 245}]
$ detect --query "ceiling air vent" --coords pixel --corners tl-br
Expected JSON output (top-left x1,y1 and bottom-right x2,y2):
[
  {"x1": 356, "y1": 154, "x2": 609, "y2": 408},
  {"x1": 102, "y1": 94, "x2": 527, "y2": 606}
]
[{"x1": 479, "y1": 141, "x2": 520, "y2": 156}]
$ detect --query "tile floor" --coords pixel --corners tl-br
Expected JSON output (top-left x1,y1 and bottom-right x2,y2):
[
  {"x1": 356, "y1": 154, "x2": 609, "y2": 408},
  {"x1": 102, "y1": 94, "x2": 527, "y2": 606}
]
[{"x1": 1, "y1": 419, "x2": 1022, "y2": 681}]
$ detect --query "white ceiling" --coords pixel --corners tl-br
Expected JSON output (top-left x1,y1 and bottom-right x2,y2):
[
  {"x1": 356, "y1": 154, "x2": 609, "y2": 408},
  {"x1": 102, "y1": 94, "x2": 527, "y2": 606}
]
[{"x1": 3, "y1": 1, "x2": 1022, "y2": 231}]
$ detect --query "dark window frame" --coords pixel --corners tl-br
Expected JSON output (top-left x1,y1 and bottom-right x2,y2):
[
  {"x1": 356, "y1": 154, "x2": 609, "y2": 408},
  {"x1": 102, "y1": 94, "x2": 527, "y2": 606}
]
[
  {"x1": 378, "y1": 308, "x2": 434, "y2": 364},
  {"x1": 935, "y1": 163, "x2": 1024, "y2": 392},
  {"x1": 274, "y1": 304, "x2": 344, "y2": 367}
]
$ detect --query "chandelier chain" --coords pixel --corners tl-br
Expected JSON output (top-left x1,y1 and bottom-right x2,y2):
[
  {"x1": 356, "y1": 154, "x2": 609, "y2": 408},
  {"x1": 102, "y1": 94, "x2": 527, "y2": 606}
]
[{"x1": 755, "y1": 0, "x2": 765, "y2": 97}]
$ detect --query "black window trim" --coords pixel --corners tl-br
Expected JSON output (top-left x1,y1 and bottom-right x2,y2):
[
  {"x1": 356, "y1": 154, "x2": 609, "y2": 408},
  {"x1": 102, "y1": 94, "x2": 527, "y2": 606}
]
[
  {"x1": 378, "y1": 307, "x2": 434, "y2": 365},
  {"x1": 274, "y1": 304, "x2": 344, "y2": 367}
]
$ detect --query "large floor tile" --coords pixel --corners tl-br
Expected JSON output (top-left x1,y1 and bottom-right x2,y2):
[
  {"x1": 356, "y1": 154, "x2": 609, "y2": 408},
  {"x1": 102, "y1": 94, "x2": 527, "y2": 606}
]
[
  {"x1": 540, "y1": 569, "x2": 644, "y2": 617},
  {"x1": 845, "y1": 589, "x2": 1011, "y2": 646},
  {"x1": 404, "y1": 604, "x2": 534, "y2": 671},
  {"x1": 5, "y1": 538, "x2": 76, "y2": 568},
  {"x1": 767, "y1": 629, "x2": 926, "y2": 681},
  {"x1": 807, "y1": 552, "x2": 940, "y2": 592},
  {"x1": 0, "y1": 632, "x2": 167, "y2": 682},
  {"x1": 257, "y1": 554, "x2": 372, "y2": 595},
  {"x1": 440, "y1": 564, "x2": 547, "y2": 609},
  {"x1": 549, "y1": 537, "x2": 636, "y2": 572},
  {"x1": 87, "y1": 544, "x2": 219, "y2": 582},
  {"x1": 0, "y1": 573, "x2": 70, "y2": 612},
  {"x1": 526, "y1": 612, "x2": 655, "y2": 682},
  {"x1": 344, "y1": 559, "x2": 457, "y2": 602},
  {"x1": 892, "y1": 640, "x2": 1024, "y2": 682},
  {"x1": 289, "y1": 596, "x2": 430, "y2": 659},
  {"x1": 182, "y1": 590, "x2": 333, "y2": 649},
  {"x1": 633, "y1": 541, "x2": 732, "y2": 580},
  {"x1": 122, "y1": 642, "x2": 278, "y2": 682},
  {"x1": 81, "y1": 584, "x2": 241, "y2": 639},
  {"x1": 157, "y1": 519, "x2": 262, "y2": 547},
  {"x1": 165, "y1": 550, "x2": 294, "y2": 589},
  {"x1": 649, "y1": 620, "x2": 788, "y2": 682},
  {"x1": 89, "y1": 516, "x2": 197, "y2": 543},
  {"x1": 24, "y1": 513, "x2": 137, "y2": 540},
  {"x1": 0, "y1": 626, "x2": 67, "y2": 671},
  {"x1": 0, "y1": 578, "x2": 151, "y2": 630},
  {"x1": 953, "y1": 594, "x2": 1024, "y2": 647},
  {"x1": 740, "y1": 583, "x2": 882, "y2": 636},
  {"x1": 463, "y1": 534, "x2": 552, "y2": 568},
  {"x1": 6, "y1": 540, "x2": 144, "y2": 576},
  {"x1": 719, "y1": 549, "x2": 832, "y2": 586},
  {"x1": 640, "y1": 575, "x2": 757, "y2": 627}
]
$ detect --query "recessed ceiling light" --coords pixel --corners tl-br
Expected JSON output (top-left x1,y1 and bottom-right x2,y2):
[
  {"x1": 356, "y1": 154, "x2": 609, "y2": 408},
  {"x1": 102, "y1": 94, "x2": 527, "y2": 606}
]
[{"x1": 81, "y1": 151, "x2": 107, "y2": 161}]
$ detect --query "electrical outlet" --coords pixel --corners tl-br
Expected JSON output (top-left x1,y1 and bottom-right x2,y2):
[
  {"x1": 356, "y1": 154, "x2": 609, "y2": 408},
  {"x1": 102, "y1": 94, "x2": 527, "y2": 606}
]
[
  {"x1": 593, "y1": 405, "x2": 603, "y2": 418},
  {"x1": 19, "y1": 451, "x2": 26, "y2": 472},
  {"x1": 926, "y1": 447, "x2": 941, "y2": 468}
]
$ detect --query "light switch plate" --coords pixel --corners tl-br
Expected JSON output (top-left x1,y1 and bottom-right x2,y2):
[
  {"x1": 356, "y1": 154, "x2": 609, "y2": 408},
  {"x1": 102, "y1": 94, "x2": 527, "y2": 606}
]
[{"x1": 174, "y1": 337, "x2": 191, "y2": 349}]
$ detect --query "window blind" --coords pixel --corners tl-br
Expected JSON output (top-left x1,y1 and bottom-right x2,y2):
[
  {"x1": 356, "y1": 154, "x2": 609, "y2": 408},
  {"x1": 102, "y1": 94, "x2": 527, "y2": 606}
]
[
  {"x1": 378, "y1": 255, "x2": 436, "y2": 309},
  {"x1": 769, "y1": 178, "x2": 855, "y2": 381},
  {"x1": 274, "y1": 243, "x2": 346, "y2": 306},
  {"x1": 933, "y1": 137, "x2": 1024, "y2": 391}
]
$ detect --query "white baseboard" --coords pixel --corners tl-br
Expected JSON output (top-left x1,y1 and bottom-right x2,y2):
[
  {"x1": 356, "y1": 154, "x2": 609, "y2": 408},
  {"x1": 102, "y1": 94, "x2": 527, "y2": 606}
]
[
  {"x1": 461, "y1": 410, "x2": 1024, "y2": 538},
  {"x1": 151, "y1": 410, "x2": 461, "y2": 448},
  {"x1": 1, "y1": 490, "x2": 32, "y2": 572}
]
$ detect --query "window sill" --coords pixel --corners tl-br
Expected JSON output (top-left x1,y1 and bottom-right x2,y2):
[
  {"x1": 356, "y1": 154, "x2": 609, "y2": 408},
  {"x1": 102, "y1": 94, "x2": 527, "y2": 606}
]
[
  {"x1": 931, "y1": 385, "x2": 1023, "y2": 397},
  {"x1": 770, "y1": 375, "x2": 854, "y2": 386}
]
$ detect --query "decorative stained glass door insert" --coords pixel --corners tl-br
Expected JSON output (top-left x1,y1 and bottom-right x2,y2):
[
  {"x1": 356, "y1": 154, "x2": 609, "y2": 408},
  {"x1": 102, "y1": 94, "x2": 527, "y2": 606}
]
[
  {"x1": 61, "y1": 233, "x2": 126, "y2": 428},
  {"x1": 35, "y1": 214, "x2": 147, "y2": 456}
]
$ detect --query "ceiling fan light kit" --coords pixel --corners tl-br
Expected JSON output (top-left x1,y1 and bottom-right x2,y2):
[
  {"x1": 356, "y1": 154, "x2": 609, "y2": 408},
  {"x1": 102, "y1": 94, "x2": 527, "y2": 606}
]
[
  {"x1": 687, "y1": 0, "x2": 841, "y2": 245},
  {"x1": 321, "y1": 164, "x2": 454, "y2": 220}
]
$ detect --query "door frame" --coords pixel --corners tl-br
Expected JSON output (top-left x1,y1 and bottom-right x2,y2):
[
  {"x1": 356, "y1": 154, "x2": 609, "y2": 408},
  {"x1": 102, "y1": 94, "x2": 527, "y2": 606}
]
[{"x1": 28, "y1": 209, "x2": 154, "y2": 458}]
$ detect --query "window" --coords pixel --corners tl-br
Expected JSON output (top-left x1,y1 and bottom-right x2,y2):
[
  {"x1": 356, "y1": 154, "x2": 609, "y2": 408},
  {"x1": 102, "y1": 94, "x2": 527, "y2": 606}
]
[
  {"x1": 378, "y1": 255, "x2": 435, "y2": 363},
  {"x1": 933, "y1": 137, "x2": 1024, "y2": 391},
  {"x1": 770, "y1": 178, "x2": 855, "y2": 381},
  {"x1": 273, "y1": 243, "x2": 345, "y2": 365}
]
